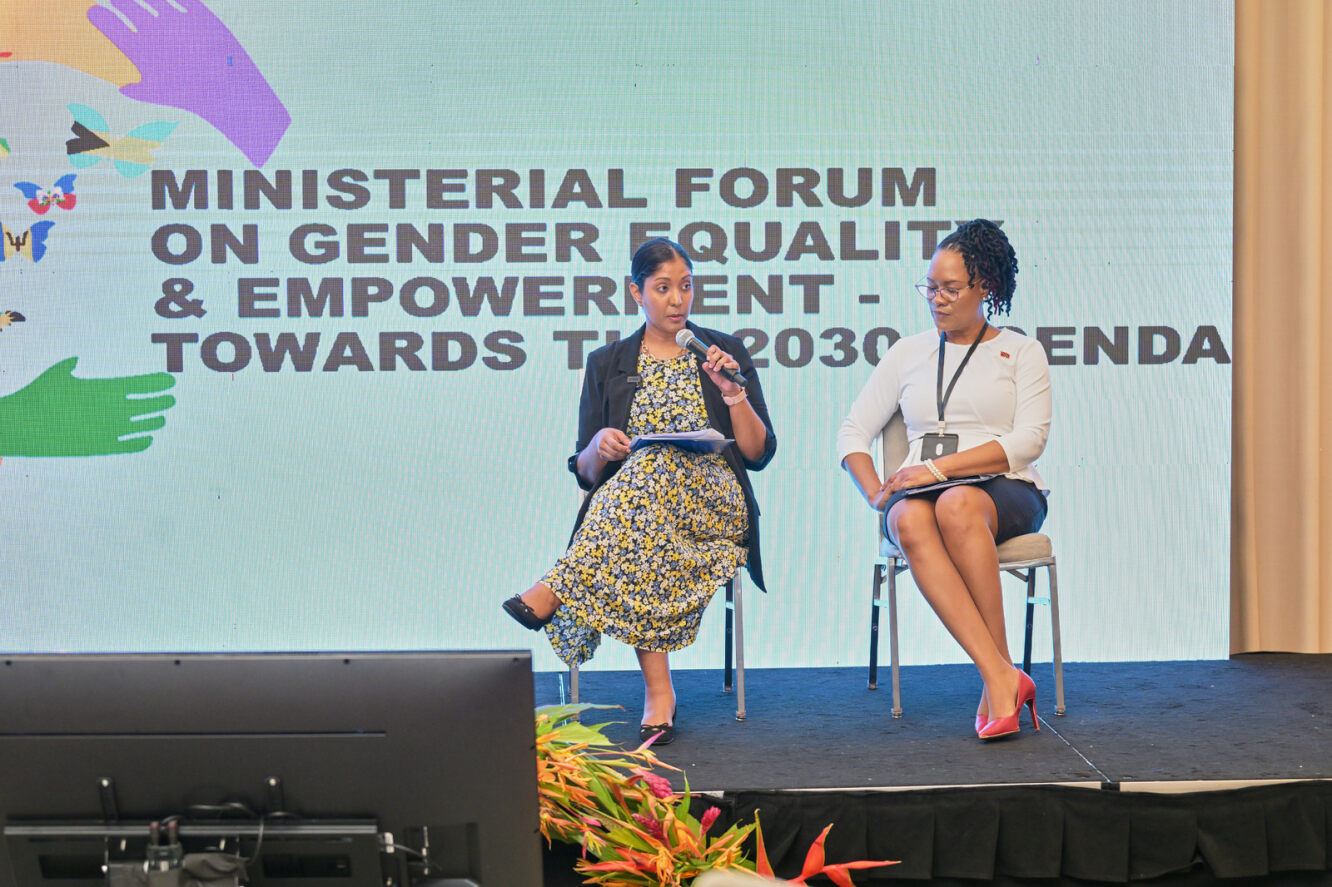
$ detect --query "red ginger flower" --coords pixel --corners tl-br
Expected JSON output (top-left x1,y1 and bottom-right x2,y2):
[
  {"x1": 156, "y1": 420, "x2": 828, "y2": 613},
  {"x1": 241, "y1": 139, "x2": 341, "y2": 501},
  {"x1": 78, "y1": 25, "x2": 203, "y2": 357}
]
[
  {"x1": 631, "y1": 812, "x2": 666, "y2": 840},
  {"x1": 632, "y1": 768, "x2": 675, "y2": 799}
]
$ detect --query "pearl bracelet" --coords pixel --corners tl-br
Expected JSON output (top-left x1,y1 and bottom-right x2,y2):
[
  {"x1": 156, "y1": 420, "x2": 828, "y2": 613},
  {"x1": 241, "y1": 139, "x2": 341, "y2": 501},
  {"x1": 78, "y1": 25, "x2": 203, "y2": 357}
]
[
  {"x1": 722, "y1": 388, "x2": 748, "y2": 406},
  {"x1": 924, "y1": 459, "x2": 947, "y2": 482}
]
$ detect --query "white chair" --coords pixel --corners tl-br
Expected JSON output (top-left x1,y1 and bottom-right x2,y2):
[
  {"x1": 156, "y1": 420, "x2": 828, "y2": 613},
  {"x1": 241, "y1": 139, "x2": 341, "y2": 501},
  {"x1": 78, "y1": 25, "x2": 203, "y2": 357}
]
[
  {"x1": 867, "y1": 410, "x2": 1065, "y2": 717},
  {"x1": 569, "y1": 574, "x2": 747, "y2": 720}
]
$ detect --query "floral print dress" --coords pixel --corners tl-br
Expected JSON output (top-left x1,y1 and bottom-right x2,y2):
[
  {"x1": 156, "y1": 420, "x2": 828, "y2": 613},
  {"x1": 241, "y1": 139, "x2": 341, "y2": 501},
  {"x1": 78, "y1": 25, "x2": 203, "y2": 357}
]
[{"x1": 541, "y1": 346, "x2": 749, "y2": 667}]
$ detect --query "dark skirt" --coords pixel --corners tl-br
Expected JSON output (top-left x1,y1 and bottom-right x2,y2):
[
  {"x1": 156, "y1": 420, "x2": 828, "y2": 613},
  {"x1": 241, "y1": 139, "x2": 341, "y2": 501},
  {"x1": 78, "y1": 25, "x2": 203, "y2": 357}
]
[{"x1": 883, "y1": 476, "x2": 1048, "y2": 546}]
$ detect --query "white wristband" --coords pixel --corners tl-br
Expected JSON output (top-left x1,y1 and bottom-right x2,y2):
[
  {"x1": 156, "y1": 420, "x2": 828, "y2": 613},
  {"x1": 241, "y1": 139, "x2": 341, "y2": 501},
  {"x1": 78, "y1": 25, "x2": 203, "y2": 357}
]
[{"x1": 722, "y1": 388, "x2": 748, "y2": 406}]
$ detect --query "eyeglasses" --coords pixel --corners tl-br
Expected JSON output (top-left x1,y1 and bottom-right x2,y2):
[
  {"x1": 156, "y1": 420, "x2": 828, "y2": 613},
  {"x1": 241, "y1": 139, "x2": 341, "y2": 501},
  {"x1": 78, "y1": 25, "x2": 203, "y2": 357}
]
[{"x1": 915, "y1": 280, "x2": 976, "y2": 303}]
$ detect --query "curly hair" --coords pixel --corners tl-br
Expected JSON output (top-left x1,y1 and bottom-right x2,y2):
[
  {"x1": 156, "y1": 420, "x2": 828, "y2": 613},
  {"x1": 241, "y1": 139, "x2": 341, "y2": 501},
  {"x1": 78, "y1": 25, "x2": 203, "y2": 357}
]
[{"x1": 937, "y1": 219, "x2": 1018, "y2": 319}]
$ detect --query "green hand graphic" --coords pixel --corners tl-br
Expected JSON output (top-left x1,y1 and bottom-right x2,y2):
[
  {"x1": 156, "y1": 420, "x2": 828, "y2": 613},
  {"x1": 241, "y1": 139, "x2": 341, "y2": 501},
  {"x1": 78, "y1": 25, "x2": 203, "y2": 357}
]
[{"x1": 0, "y1": 357, "x2": 176, "y2": 457}]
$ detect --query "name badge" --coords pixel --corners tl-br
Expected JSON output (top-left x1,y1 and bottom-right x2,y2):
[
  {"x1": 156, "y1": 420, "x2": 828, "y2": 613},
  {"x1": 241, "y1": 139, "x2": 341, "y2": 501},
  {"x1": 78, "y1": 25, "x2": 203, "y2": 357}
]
[{"x1": 921, "y1": 432, "x2": 959, "y2": 458}]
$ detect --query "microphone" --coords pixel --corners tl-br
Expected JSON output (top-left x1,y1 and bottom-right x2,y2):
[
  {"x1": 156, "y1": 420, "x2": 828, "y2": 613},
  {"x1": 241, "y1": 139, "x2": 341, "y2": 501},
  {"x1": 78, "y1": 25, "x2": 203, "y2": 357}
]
[{"x1": 676, "y1": 329, "x2": 747, "y2": 387}]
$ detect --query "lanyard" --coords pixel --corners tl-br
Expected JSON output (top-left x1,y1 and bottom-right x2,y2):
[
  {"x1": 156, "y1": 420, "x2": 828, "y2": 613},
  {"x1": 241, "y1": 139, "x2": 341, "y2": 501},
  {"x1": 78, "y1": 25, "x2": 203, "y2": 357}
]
[{"x1": 936, "y1": 323, "x2": 989, "y2": 432}]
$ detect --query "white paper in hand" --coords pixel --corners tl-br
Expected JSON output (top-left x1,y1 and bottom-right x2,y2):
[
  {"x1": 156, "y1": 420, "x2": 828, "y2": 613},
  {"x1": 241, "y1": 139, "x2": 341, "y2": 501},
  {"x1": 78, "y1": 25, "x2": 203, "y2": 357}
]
[{"x1": 629, "y1": 428, "x2": 733, "y2": 454}]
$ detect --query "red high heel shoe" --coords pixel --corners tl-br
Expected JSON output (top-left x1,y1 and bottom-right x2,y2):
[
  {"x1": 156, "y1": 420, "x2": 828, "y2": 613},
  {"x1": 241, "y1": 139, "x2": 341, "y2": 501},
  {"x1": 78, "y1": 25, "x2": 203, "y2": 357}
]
[{"x1": 977, "y1": 670, "x2": 1038, "y2": 740}]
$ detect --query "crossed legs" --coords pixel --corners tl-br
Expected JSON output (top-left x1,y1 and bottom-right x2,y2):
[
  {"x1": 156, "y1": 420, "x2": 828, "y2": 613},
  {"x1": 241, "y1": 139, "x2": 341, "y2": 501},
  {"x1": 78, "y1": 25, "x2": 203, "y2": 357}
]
[
  {"x1": 887, "y1": 487, "x2": 1022, "y2": 724},
  {"x1": 518, "y1": 582, "x2": 675, "y2": 727}
]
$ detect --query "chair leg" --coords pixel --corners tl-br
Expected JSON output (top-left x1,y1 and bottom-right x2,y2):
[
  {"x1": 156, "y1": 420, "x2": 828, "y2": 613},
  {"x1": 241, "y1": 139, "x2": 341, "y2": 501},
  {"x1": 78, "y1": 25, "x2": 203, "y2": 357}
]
[
  {"x1": 723, "y1": 579, "x2": 734, "y2": 695},
  {"x1": 1022, "y1": 568, "x2": 1036, "y2": 676},
  {"x1": 888, "y1": 563, "x2": 902, "y2": 718},
  {"x1": 570, "y1": 664, "x2": 579, "y2": 705},
  {"x1": 868, "y1": 562, "x2": 883, "y2": 690},
  {"x1": 731, "y1": 573, "x2": 746, "y2": 721},
  {"x1": 1047, "y1": 562, "x2": 1065, "y2": 715}
]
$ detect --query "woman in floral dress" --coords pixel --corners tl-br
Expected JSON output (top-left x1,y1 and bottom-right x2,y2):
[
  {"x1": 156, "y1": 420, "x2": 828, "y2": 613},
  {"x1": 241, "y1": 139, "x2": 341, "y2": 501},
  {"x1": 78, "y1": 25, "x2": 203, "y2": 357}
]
[{"x1": 503, "y1": 238, "x2": 776, "y2": 744}]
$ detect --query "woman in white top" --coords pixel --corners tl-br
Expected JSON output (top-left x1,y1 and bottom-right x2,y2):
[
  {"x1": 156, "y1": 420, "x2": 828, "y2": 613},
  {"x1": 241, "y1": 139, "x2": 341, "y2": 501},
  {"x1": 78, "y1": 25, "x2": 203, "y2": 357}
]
[{"x1": 837, "y1": 219, "x2": 1051, "y2": 741}]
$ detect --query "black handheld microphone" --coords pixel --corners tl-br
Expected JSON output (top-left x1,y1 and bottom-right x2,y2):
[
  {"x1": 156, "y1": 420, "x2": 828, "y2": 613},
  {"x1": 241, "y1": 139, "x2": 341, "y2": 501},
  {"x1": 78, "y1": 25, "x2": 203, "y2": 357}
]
[{"x1": 676, "y1": 329, "x2": 747, "y2": 388}]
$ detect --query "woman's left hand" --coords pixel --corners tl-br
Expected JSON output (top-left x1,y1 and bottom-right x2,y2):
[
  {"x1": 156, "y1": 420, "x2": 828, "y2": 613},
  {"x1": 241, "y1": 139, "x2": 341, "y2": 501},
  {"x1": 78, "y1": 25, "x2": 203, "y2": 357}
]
[
  {"x1": 700, "y1": 345, "x2": 742, "y2": 397},
  {"x1": 887, "y1": 465, "x2": 939, "y2": 492}
]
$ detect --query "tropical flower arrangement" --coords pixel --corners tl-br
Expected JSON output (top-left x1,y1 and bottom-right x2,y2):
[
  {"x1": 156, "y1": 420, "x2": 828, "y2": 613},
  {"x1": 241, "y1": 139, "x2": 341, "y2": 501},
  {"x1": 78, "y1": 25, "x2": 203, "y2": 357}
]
[{"x1": 535, "y1": 703, "x2": 896, "y2": 886}]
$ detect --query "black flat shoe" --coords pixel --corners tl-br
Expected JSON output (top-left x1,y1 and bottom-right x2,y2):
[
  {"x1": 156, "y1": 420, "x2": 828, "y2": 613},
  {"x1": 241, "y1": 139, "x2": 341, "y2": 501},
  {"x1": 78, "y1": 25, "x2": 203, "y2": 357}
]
[
  {"x1": 501, "y1": 595, "x2": 554, "y2": 630},
  {"x1": 639, "y1": 705, "x2": 677, "y2": 746}
]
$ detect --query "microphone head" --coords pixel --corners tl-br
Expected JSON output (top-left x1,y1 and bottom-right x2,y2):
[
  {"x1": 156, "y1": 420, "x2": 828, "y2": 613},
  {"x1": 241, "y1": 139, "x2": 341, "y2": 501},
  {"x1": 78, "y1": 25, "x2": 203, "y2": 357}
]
[{"x1": 674, "y1": 329, "x2": 695, "y2": 348}]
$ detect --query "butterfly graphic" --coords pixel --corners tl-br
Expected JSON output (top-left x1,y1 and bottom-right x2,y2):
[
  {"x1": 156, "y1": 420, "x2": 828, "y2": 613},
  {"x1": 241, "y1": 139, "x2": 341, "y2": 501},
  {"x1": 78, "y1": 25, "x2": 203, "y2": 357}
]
[
  {"x1": 1, "y1": 220, "x2": 54, "y2": 262},
  {"x1": 66, "y1": 104, "x2": 176, "y2": 178},
  {"x1": 0, "y1": 310, "x2": 25, "y2": 331},
  {"x1": 14, "y1": 174, "x2": 77, "y2": 214}
]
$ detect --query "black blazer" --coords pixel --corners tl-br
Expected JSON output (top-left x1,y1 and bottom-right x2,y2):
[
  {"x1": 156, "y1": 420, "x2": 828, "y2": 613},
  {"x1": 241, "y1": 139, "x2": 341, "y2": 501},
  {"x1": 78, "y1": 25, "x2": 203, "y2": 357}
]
[{"x1": 565, "y1": 322, "x2": 777, "y2": 591}]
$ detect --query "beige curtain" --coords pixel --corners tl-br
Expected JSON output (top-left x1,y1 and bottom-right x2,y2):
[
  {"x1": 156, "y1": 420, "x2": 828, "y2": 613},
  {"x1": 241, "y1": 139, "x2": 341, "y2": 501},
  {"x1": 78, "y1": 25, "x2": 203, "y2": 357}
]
[{"x1": 1232, "y1": 0, "x2": 1332, "y2": 653}]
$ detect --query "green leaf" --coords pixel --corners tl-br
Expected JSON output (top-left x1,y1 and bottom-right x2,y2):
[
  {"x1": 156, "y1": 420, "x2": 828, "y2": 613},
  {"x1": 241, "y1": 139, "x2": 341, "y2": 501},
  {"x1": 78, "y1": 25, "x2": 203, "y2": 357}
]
[
  {"x1": 588, "y1": 771, "x2": 620, "y2": 812},
  {"x1": 536, "y1": 702, "x2": 620, "y2": 723},
  {"x1": 603, "y1": 826, "x2": 656, "y2": 853},
  {"x1": 550, "y1": 721, "x2": 619, "y2": 746}
]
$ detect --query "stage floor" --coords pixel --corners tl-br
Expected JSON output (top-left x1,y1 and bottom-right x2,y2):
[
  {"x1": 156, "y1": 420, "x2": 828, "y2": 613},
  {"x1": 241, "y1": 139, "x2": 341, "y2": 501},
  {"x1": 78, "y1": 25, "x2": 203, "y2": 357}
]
[
  {"x1": 533, "y1": 653, "x2": 1332, "y2": 791},
  {"x1": 536, "y1": 654, "x2": 1332, "y2": 885}
]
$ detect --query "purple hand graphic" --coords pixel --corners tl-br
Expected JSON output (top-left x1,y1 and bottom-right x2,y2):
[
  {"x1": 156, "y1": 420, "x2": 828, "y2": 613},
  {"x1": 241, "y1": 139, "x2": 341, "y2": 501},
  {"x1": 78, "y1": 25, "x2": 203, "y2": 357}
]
[{"x1": 87, "y1": 0, "x2": 291, "y2": 167}]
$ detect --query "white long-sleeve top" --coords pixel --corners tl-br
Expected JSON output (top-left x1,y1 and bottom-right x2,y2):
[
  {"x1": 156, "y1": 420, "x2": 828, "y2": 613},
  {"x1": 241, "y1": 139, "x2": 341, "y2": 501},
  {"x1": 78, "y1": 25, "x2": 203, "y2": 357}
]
[{"x1": 837, "y1": 327, "x2": 1052, "y2": 490}]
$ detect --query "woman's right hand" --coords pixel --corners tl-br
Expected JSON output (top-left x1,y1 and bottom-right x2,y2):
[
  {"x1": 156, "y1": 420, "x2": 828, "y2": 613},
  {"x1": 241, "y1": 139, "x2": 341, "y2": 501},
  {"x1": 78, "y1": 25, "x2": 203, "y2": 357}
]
[
  {"x1": 591, "y1": 427, "x2": 632, "y2": 462},
  {"x1": 869, "y1": 482, "x2": 893, "y2": 512}
]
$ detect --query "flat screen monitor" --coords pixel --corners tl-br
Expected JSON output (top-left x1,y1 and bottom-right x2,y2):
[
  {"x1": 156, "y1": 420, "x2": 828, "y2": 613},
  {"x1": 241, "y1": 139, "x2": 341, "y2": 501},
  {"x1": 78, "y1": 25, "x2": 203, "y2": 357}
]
[{"x1": 0, "y1": 651, "x2": 541, "y2": 887}]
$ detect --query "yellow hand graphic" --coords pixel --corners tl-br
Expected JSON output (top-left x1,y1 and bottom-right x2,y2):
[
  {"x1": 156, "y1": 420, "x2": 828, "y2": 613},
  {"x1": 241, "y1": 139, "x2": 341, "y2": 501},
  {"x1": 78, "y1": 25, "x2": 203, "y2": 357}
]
[{"x1": 0, "y1": 0, "x2": 139, "y2": 87}]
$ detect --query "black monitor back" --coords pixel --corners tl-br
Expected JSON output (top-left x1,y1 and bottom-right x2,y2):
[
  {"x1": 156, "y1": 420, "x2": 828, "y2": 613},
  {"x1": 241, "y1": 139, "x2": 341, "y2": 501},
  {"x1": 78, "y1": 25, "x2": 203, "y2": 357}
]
[{"x1": 0, "y1": 651, "x2": 541, "y2": 886}]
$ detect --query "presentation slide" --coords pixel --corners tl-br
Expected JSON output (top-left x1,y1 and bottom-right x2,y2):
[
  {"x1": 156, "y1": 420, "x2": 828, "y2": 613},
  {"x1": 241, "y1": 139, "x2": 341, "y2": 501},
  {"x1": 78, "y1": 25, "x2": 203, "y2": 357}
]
[{"x1": 0, "y1": 0, "x2": 1232, "y2": 670}]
